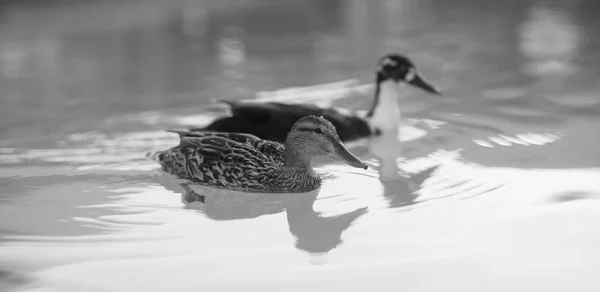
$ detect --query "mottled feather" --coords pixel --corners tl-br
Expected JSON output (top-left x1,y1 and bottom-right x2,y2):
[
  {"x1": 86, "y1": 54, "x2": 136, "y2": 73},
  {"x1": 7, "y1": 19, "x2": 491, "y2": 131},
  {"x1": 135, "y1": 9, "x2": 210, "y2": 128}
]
[
  {"x1": 150, "y1": 115, "x2": 368, "y2": 193},
  {"x1": 150, "y1": 130, "x2": 316, "y2": 193}
]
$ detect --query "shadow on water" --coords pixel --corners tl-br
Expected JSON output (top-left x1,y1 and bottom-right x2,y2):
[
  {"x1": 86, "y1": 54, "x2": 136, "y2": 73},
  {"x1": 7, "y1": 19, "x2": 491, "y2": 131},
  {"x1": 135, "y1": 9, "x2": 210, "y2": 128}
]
[
  {"x1": 159, "y1": 177, "x2": 368, "y2": 258},
  {"x1": 365, "y1": 130, "x2": 511, "y2": 209},
  {"x1": 366, "y1": 133, "x2": 433, "y2": 208}
]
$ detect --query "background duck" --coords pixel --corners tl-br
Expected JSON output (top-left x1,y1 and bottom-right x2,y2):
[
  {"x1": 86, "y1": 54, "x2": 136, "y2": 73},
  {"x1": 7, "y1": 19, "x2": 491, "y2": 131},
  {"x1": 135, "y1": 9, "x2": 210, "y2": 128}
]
[
  {"x1": 148, "y1": 115, "x2": 368, "y2": 193},
  {"x1": 189, "y1": 53, "x2": 442, "y2": 143}
]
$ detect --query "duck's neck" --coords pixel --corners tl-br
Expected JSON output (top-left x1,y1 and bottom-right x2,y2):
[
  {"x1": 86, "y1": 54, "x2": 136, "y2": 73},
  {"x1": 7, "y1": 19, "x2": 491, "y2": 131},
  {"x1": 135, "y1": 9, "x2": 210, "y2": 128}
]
[
  {"x1": 366, "y1": 79, "x2": 402, "y2": 134},
  {"x1": 282, "y1": 144, "x2": 313, "y2": 169},
  {"x1": 276, "y1": 140, "x2": 322, "y2": 192}
]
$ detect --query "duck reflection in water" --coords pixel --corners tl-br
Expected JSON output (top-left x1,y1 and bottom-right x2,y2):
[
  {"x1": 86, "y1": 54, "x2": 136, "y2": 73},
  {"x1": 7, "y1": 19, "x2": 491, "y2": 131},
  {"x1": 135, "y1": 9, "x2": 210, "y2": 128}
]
[
  {"x1": 158, "y1": 177, "x2": 367, "y2": 258},
  {"x1": 367, "y1": 132, "x2": 439, "y2": 208},
  {"x1": 285, "y1": 195, "x2": 368, "y2": 258}
]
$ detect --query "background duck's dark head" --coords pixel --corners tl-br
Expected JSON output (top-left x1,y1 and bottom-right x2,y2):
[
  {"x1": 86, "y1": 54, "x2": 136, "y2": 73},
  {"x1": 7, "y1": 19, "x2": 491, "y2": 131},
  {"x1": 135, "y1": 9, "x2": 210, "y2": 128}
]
[{"x1": 376, "y1": 53, "x2": 442, "y2": 95}]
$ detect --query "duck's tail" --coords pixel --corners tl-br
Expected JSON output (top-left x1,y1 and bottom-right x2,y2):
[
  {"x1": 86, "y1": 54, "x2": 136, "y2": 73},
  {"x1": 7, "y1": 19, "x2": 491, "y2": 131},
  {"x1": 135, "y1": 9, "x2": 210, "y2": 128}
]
[
  {"x1": 166, "y1": 129, "x2": 220, "y2": 138},
  {"x1": 166, "y1": 129, "x2": 195, "y2": 137},
  {"x1": 146, "y1": 150, "x2": 165, "y2": 163},
  {"x1": 204, "y1": 99, "x2": 237, "y2": 116},
  {"x1": 216, "y1": 99, "x2": 236, "y2": 106}
]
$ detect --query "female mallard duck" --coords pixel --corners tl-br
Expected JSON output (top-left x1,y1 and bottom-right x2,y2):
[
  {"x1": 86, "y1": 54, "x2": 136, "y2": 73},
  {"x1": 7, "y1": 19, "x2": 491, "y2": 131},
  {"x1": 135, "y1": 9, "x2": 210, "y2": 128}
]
[
  {"x1": 149, "y1": 115, "x2": 368, "y2": 193},
  {"x1": 189, "y1": 53, "x2": 442, "y2": 143}
]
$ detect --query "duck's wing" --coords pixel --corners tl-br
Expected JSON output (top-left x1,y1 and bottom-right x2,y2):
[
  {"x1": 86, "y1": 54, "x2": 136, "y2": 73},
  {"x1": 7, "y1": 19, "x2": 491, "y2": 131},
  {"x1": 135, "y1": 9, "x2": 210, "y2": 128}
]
[
  {"x1": 178, "y1": 135, "x2": 278, "y2": 181},
  {"x1": 168, "y1": 129, "x2": 261, "y2": 142},
  {"x1": 170, "y1": 129, "x2": 284, "y2": 162},
  {"x1": 252, "y1": 139, "x2": 285, "y2": 163}
]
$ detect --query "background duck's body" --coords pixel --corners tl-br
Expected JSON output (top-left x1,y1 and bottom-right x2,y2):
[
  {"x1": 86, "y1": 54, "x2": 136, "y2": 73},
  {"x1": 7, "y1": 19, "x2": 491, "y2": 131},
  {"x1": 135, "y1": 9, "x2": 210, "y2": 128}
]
[
  {"x1": 149, "y1": 116, "x2": 368, "y2": 193},
  {"x1": 190, "y1": 54, "x2": 441, "y2": 143},
  {"x1": 196, "y1": 102, "x2": 371, "y2": 143}
]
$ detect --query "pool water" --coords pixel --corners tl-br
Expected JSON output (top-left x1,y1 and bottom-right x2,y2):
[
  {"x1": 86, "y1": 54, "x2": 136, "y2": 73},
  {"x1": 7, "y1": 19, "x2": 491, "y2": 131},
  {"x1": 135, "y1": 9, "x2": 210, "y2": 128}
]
[{"x1": 1, "y1": 0, "x2": 600, "y2": 291}]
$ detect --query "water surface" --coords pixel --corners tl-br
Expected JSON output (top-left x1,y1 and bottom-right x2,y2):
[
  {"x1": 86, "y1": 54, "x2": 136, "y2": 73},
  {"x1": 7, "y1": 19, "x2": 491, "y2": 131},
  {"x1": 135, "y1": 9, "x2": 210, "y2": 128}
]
[{"x1": 1, "y1": 0, "x2": 600, "y2": 291}]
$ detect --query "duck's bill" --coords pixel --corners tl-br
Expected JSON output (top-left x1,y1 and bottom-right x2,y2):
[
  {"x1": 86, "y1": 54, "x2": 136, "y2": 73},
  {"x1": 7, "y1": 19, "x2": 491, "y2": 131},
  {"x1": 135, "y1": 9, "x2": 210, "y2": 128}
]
[
  {"x1": 328, "y1": 142, "x2": 368, "y2": 170},
  {"x1": 408, "y1": 74, "x2": 442, "y2": 95}
]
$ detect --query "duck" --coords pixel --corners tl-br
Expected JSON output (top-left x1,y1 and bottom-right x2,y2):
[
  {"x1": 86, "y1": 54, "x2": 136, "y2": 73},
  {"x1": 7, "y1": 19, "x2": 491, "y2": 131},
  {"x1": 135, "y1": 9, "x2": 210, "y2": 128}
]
[
  {"x1": 189, "y1": 53, "x2": 442, "y2": 143},
  {"x1": 149, "y1": 115, "x2": 368, "y2": 193}
]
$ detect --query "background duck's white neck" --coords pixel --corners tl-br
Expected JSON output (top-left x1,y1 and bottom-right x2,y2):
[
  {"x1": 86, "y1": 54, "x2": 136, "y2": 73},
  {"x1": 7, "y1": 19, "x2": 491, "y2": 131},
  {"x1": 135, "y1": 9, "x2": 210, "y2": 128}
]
[{"x1": 366, "y1": 80, "x2": 402, "y2": 134}]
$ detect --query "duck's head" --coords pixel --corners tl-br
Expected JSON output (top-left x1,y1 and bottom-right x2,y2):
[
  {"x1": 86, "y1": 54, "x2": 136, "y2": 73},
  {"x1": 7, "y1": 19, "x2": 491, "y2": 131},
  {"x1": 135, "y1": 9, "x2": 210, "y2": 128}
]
[
  {"x1": 376, "y1": 53, "x2": 441, "y2": 95},
  {"x1": 367, "y1": 54, "x2": 442, "y2": 134},
  {"x1": 285, "y1": 116, "x2": 368, "y2": 170}
]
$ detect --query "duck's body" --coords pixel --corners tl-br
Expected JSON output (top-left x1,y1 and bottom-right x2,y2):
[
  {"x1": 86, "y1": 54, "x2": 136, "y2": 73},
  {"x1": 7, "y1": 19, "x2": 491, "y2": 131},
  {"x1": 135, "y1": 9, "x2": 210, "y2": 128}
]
[
  {"x1": 150, "y1": 116, "x2": 367, "y2": 193},
  {"x1": 196, "y1": 102, "x2": 371, "y2": 143},
  {"x1": 151, "y1": 131, "x2": 319, "y2": 193},
  {"x1": 191, "y1": 54, "x2": 441, "y2": 143}
]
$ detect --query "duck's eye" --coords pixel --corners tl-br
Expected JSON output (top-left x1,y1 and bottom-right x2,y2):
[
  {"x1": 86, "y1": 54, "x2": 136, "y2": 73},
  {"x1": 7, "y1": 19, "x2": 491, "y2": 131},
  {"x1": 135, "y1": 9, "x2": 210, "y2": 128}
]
[{"x1": 313, "y1": 128, "x2": 323, "y2": 134}]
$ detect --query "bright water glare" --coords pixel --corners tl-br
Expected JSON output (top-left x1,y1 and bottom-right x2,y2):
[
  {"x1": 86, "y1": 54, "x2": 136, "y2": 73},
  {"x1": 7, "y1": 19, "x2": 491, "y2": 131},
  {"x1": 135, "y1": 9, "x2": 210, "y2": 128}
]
[{"x1": 1, "y1": 0, "x2": 600, "y2": 291}]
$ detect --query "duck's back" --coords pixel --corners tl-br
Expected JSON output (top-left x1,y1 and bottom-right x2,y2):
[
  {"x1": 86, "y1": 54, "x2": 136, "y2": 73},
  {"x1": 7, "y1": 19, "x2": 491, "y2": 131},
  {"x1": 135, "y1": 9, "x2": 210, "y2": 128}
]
[
  {"x1": 150, "y1": 134, "x2": 283, "y2": 192},
  {"x1": 196, "y1": 102, "x2": 372, "y2": 143}
]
